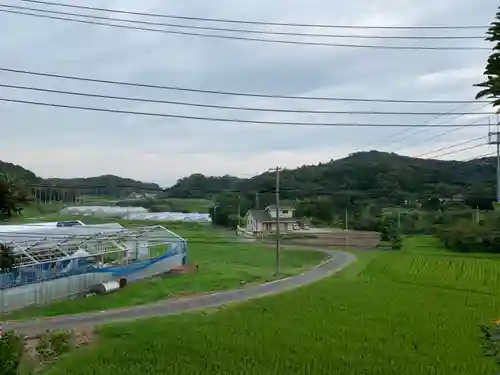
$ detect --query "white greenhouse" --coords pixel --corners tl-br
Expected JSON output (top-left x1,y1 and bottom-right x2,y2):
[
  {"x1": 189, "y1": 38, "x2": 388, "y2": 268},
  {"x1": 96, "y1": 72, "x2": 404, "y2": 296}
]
[
  {"x1": 60, "y1": 206, "x2": 148, "y2": 218},
  {"x1": 60, "y1": 206, "x2": 212, "y2": 223},
  {"x1": 127, "y1": 212, "x2": 212, "y2": 222}
]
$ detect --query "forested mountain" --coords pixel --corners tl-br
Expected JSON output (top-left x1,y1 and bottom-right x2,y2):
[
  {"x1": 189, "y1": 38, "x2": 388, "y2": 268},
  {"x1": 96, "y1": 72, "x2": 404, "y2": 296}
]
[
  {"x1": 0, "y1": 161, "x2": 40, "y2": 183},
  {"x1": 165, "y1": 151, "x2": 497, "y2": 203},
  {"x1": 2, "y1": 151, "x2": 497, "y2": 202},
  {"x1": 166, "y1": 174, "x2": 242, "y2": 198},
  {"x1": 0, "y1": 160, "x2": 161, "y2": 197},
  {"x1": 44, "y1": 175, "x2": 161, "y2": 196}
]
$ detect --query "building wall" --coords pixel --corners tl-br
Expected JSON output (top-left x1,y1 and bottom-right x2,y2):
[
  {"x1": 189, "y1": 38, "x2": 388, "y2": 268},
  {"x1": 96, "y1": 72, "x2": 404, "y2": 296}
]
[
  {"x1": 0, "y1": 250, "x2": 185, "y2": 314},
  {"x1": 270, "y1": 223, "x2": 292, "y2": 232},
  {"x1": 0, "y1": 272, "x2": 112, "y2": 313},
  {"x1": 262, "y1": 222, "x2": 292, "y2": 232},
  {"x1": 246, "y1": 212, "x2": 263, "y2": 232},
  {"x1": 267, "y1": 209, "x2": 295, "y2": 219}
]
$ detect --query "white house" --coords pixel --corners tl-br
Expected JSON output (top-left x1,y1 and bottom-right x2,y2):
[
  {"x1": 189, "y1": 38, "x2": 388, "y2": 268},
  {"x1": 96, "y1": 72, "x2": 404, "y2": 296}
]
[{"x1": 245, "y1": 205, "x2": 298, "y2": 233}]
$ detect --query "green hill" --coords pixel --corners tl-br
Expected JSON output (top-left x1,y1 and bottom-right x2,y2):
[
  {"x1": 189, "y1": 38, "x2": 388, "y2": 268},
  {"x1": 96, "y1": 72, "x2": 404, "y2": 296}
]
[
  {"x1": 165, "y1": 151, "x2": 496, "y2": 203},
  {"x1": 0, "y1": 161, "x2": 161, "y2": 198}
]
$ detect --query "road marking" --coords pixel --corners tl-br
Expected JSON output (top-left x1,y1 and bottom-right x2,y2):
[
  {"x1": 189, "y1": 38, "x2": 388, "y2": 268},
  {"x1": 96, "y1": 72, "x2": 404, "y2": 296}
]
[{"x1": 263, "y1": 277, "x2": 292, "y2": 286}]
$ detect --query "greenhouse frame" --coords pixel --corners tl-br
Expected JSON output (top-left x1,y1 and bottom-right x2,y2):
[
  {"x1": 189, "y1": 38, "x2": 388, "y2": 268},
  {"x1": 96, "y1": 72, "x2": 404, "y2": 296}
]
[{"x1": 0, "y1": 221, "x2": 187, "y2": 313}]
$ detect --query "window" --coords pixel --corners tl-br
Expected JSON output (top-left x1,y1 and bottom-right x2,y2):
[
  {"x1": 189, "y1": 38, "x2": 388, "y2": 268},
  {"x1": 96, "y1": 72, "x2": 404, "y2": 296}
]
[{"x1": 281, "y1": 210, "x2": 288, "y2": 215}]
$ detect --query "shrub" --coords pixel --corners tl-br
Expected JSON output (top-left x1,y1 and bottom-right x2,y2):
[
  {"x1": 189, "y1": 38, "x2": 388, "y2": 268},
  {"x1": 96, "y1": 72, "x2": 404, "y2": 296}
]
[
  {"x1": 36, "y1": 330, "x2": 74, "y2": 362},
  {"x1": 0, "y1": 330, "x2": 25, "y2": 375},
  {"x1": 481, "y1": 323, "x2": 500, "y2": 370}
]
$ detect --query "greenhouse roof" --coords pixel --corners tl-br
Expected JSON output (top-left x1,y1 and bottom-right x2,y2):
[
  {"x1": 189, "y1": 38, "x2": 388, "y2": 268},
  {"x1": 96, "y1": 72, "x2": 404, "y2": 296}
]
[{"x1": 0, "y1": 223, "x2": 185, "y2": 267}]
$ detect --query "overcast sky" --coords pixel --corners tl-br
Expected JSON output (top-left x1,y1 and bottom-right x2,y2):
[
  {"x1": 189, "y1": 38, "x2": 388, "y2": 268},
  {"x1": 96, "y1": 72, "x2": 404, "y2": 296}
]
[{"x1": 0, "y1": 0, "x2": 498, "y2": 186}]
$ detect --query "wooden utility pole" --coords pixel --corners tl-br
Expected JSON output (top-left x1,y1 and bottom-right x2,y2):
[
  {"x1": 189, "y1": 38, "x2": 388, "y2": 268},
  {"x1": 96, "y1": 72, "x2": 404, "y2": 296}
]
[
  {"x1": 236, "y1": 194, "x2": 241, "y2": 229},
  {"x1": 271, "y1": 167, "x2": 282, "y2": 276},
  {"x1": 255, "y1": 192, "x2": 260, "y2": 209},
  {"x1": 344, "y1": 208, "x2": 349, "y2": 249}
]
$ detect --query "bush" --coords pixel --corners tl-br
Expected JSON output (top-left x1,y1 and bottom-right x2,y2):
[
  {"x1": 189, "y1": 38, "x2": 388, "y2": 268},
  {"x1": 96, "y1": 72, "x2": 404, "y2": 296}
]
[
  {"x1": 0, "y1": 331, "x2": 25, "y2": 375},
  {"x1": 481, "y1": 323, "x2": 500, "y2": 369},
  {"x1": 36, "y1": 330, "x2": 74, "y2": 362}
]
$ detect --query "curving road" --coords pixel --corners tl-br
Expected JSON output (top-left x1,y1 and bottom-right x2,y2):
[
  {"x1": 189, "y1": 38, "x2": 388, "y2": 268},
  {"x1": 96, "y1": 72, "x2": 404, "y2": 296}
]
[{"x1": 4, "y1": 249, "x2": 356, "y2": 336}]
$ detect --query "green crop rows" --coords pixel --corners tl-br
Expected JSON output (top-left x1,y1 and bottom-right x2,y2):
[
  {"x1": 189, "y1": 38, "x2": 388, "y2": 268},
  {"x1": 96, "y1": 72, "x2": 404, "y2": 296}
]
[
  {"x1": 363, "y1": 252, "x2": 500, "y2": 294},
  {"x1": 42, "y1": 251, "x2": 500, "y2": 375}
]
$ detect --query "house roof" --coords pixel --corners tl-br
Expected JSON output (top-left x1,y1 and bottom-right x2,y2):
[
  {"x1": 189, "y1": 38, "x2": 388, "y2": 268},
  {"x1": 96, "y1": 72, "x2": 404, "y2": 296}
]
[
  {"x1": 248, "y1": 210, "x2": 297, "y2": 223},
  {"x1": 248, "y1": 209, "x2": 272, "y2": 222}
]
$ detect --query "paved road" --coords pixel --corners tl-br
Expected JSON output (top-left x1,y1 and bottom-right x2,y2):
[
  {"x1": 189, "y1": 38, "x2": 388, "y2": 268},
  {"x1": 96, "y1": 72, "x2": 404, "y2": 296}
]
[{"x1": 4, "y1": 249, "x2": 356, "y2": 336}]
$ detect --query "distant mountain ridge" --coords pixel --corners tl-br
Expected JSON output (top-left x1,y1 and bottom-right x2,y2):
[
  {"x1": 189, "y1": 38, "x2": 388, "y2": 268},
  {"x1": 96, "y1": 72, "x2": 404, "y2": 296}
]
[
  {"x1": 164, "y1": 151, "x2": 497, "y2": 203},
  {"x1": 0, "y1": 161, "x2": 161, "y2": 197},
  {"x1": 2, "y1": 151, "x2": 497, "y2": 202}
]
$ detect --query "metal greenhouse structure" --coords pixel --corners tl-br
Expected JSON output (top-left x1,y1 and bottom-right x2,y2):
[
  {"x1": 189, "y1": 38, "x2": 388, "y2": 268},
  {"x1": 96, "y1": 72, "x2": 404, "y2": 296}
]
[{"x1": 0, "y1": 221, "x2": 187, "y2": 313}]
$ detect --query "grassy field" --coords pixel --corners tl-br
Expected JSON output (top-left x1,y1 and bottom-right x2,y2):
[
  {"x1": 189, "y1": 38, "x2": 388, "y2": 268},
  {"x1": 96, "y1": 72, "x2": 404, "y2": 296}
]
[
  {"x1": 161, "y1": 198, "x2": 214, "y2": 213},
  {"x1": 38, "y1": 239, "x2": 500, "y2": 375}
]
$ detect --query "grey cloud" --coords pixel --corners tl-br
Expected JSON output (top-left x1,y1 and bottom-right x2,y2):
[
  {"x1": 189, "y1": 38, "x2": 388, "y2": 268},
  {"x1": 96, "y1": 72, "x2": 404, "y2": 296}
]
[{"x1": 0, "y1": 0, "x2": 498, "y2": 183}]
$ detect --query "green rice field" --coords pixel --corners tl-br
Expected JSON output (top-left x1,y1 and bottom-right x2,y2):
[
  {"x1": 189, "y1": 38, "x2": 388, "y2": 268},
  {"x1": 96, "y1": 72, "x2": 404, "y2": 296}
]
[{"x1": 41, "y1": 244, "x2": 500, "y2": 375}]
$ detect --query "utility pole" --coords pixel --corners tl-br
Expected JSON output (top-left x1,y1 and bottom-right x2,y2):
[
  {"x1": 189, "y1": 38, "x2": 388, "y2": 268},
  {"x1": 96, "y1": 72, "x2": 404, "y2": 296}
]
[
  {"x1": 236, "y1": 195, "x2": 241, "y2": 229},
  {"x1": 397, "y1": 211, "x2": 401, "y2": 231},
  {"x1": 488, "y1": 125, "x2": 500, "y2": 203},
  {"x1": 212, "y1": 201, "x2": 218, "y2": 225},
  {"x1": 344, "y1": 208, "x2": 349, "y2": 249},
  {"x1": 255, "y1": 192, "x2": 260, "y2": 209},
  {"x1": 269, "y1": 166, "x2": 282, "y2": 276}
]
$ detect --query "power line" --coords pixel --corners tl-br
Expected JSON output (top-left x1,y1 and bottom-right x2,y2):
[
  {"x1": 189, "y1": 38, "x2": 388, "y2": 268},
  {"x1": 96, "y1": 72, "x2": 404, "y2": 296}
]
[
  {"x1": 0, "y1": 97, "x2": 493, "y2": 127},
  {"x1": 0, "y1": 67, "x2": 490, "y2": 104},
  {"x1": 1, "y1": 83, "x2": 497, "y2": 116},
  {"x1": 414, "y1": 136, "x2": 486, "y2": 158},
  {"x1": 0, "y1": 4, "x2": 486, "y2": 40},
  {"x1": 462, "y1": 151, "x2": 496, "y2": 161},
  {"x1": 0, "y1": 8, "x2": 488, "y2": 50},
  {"x1": 21, "y1": 0, "x2": 490, "y2": 30},
  {"x1": 398, "y1": 114, "x2": 492, "y2": 149},
  {"x1": 384, "y1": 106, "x2": 492, "y2": 154},
  {"x1": 428, "y1": 142, "x2": 488, "y2": 159},
  {"x1": 358, "y1": 103, "x2": 478, "y2": 152}
]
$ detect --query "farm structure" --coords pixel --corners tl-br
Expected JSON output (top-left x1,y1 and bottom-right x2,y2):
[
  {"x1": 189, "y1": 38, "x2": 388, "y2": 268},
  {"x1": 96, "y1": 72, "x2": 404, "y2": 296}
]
[{"x1": 0, "y1": 221, "x2": 187, "y2": 314}]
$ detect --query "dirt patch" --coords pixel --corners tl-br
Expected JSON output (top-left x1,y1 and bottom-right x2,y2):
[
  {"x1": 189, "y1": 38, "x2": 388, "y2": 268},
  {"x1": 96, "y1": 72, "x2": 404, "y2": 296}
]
[
  {"x1": 20, "y1": 328, "x2": 96, "y2": 372},
  {"x1": 275, "y1": 230, "x2": 380, "y2": 249}
]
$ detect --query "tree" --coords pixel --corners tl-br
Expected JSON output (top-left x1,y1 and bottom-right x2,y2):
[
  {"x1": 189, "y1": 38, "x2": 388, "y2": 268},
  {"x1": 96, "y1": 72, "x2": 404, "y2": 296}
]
[
  {"x1": 0, "y1": 173, "x2": 31, "y2": 221},
  {"x1": 476, "y1": 7, "x2": 500, "y2": 107},
  {"x1": 0, "y1": 244, "x2": 17, "y2": 273},
  {"x1": 209, "y1": 193, "x2": 252, "y2": 228}
]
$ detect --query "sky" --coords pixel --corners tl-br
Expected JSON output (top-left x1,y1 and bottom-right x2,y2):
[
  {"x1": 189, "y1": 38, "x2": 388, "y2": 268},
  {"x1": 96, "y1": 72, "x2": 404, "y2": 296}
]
[{"x1": 0, "y1": 0, "x2": 498, "y2": 187}]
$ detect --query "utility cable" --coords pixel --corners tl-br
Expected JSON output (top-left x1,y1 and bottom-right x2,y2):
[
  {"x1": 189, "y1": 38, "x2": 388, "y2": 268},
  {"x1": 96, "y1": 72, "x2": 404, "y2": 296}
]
[
  {"x1": 0, "y1": 4, "x2": 486, "y2": 40},
  {"x1": 355, "y1": 103, "x2": 478, "y2": 153},
  {"x1": 396, "y1": 114, "x2": 492, "y2": 151},
  {"x1": 21, "y1": 0, "x2": 489, "y2": 30},
  {"x1": 385, "y1": 107, "x2": 492, "y2": 154},
  {"x1": 0, "y1": 97, "x2": 493, "y2": 127},
  {"x1": 414, "y1": 135, "x2": 486, "y2": 158},
  {"x1": 1, "y1": 83, "x2": 496, "y2": 116},
  {"x1": 0, "y1": 7, "x2": 489, "y2": 50},
  {"x1": 426, "y1": 142, "x2": 488, "y2": 159},
  {"x1": 0, "y1": 67, "x2": 490, "y2": 104},
  {"x1": 462, "y1": 151, "x2": 496, "y2": 161}
]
